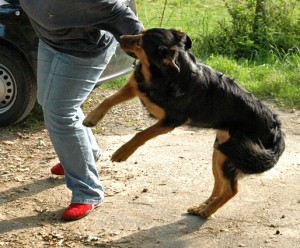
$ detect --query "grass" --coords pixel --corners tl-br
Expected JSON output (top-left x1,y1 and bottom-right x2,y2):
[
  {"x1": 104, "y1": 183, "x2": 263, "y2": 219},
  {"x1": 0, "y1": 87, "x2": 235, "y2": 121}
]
[
  {"x1": 206, "y1": 54, "x2": 300, "y2": 107},
  {"x1": 136, "y1": 0, "x2": 229, "y2": 30},
  {"x1": 109, "y1": 0, "x2": 299, "y2": 108},
  {"x1": 100, "y1": 75, "x2": 130, "y2": 89}
]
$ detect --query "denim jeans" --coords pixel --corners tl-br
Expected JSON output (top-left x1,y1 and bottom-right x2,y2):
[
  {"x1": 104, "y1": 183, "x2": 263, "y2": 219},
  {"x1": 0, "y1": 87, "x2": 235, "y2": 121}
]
[{"x1": 37, "y1": 39, "x2": 117, "y2": 204}]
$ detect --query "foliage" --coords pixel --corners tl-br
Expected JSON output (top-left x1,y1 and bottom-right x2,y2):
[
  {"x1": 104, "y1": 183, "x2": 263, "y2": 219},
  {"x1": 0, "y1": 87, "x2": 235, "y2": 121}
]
[
  {"x1": 198, "y1": 0, "x2": 300, "y2": 59},
  {"x1": 113, "y1": 0, "x2": 300, "y2": 108},
  {"x1": 206, "y1": 53, "x2": 300, "y2": 107}
]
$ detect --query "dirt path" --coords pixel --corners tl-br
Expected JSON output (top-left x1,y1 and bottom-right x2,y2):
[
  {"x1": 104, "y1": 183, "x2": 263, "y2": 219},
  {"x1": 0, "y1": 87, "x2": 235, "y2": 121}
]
[{"x1": 0, "y1": 88, "x2": 299, "y2": 247}]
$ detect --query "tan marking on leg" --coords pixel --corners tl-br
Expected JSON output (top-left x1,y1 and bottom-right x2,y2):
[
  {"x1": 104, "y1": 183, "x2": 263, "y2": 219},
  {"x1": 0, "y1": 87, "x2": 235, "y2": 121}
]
[
  {"x1": 83, "y1": 75, "x2": 137, "y2": 127},
  {"x1": 188, "y1": 130, "x2": 237, "y2": 217},
  {"x1": 111, "y1": 120, "x2": 173, "y2": 162}
]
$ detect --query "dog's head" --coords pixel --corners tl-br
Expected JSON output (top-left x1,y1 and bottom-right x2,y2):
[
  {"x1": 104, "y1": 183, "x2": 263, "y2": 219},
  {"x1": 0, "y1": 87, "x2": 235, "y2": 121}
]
[{"x1": 120, "y1": 28, "x2": 192, "y2": 72}]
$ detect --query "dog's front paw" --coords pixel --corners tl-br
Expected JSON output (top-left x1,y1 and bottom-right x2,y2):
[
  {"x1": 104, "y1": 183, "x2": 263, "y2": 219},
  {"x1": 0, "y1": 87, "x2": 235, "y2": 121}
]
[
  {"x1": 111, "y1": 144, "x2": 135, "y2": 162},
  {"x1": 83, "y1": 113, "x2": 101, "y2": 127},
  {"x1": 83, "y1": 105, "x2": 108, "y2": 127}
]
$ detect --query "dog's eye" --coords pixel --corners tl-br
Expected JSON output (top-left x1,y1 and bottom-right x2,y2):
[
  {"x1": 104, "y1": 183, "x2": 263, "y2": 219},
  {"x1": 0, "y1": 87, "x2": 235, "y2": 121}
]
[{"x1": 136, "y1": 37, "x2": 143, "y2": 47}]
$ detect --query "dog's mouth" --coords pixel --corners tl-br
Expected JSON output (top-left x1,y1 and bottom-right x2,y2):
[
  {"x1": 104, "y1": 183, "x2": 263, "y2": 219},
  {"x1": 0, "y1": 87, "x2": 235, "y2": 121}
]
[{"x1": 120, "y1": 33, "x2": 152, "y2": 67}]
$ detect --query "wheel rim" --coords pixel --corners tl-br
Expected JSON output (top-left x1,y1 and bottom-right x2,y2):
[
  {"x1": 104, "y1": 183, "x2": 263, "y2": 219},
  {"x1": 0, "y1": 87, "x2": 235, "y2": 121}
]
[{"x1": 0, "y1": 64, "x2": 16, "y2": 114}]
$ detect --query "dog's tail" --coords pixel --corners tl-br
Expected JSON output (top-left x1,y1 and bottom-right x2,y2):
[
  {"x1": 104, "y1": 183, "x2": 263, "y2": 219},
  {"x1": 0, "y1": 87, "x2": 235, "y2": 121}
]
[{"x1": 218, "y1": 127, "x2": 285, "y2": 174}]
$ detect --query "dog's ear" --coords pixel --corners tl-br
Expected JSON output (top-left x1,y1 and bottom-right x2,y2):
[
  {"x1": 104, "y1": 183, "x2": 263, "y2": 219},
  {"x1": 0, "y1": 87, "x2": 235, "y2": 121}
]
[
  {"x1": 184, "y1": 34, "x2": 192, "y2": 50},
  {"x1": 171, "y1": 30, "x2": 192, "y2": 50},
  {"x1": 160, "y1": 46, "x2": 180, "y2": 72},
  {"x1": 163, "y1": 56, "x2": 180, "y2": 72}
]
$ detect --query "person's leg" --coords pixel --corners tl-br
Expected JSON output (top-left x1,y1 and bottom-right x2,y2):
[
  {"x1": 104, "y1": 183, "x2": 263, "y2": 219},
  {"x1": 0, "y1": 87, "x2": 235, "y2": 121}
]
[
  {"x1": 51, "y1": 107, "x2": 100, "y2": 176},
  {"x1": 78, "y1": 107, "x2": 101, "y2": 161},
  {"x1": 37, "y1": 39, "x2": 117, "y2": 206}
]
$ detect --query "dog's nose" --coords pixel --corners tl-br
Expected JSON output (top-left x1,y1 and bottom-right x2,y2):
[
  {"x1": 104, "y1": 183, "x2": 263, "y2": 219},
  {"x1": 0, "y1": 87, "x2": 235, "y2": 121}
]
[
  {"x1": 120, "y1": 34, "x2": 132, "y2": 41},
  {"x1": 119, "y1": 35, "x2": 131, "y2": 46},
  {"x1": 120, "y1": 35, "x2": 139, "y2": 43},
  {"x1": 120, "y1": 35, "x2": 139, "y2": 50}
]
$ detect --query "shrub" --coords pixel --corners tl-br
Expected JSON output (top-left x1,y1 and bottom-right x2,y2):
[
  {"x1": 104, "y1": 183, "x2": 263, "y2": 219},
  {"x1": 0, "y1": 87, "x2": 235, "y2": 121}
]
[{"x1": 197, "y1": 0, "x2": 300, "y2": 60}]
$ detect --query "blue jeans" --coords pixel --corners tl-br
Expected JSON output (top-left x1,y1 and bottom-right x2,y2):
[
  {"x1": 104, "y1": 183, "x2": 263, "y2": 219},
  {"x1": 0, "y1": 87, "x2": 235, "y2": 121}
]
[{"x1": 37, "y1": 39, "x2": 117, "y2": 204}]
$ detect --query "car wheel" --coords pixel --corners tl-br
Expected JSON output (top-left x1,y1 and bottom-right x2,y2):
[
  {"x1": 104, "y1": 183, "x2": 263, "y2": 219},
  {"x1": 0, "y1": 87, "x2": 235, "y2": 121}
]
[{"x1": 0, "y1": 46, "x2": 36, "y2": 126}]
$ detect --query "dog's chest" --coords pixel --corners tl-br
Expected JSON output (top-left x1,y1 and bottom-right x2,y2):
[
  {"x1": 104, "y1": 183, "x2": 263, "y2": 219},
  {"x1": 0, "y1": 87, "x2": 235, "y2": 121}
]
[
  {"x1": 140, "y1": 95, "x2": 165, "y2": 119},
  {"x1": 135, "y1": 84, "x2": 166, "y2": 120},
  {"x1": 134, "y1": 65, "x2": 185, "y2": 120}
]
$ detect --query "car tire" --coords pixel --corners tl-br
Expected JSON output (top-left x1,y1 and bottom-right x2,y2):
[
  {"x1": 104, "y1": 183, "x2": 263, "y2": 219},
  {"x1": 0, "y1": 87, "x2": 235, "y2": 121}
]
[{"x1": 0, "y1": 45, "x2": 36, "y2": 126}]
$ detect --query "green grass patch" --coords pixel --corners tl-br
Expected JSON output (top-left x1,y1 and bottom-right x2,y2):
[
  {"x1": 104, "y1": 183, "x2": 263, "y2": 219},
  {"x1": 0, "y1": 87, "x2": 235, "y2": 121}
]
[
  {"x1": 121, "y1": 0, "x2": 300, "y2": 108},
  {"x1": 137, "y1": 0, "x2": 228, "y2": 34},
  {"x1": 100, "y1": 75, "x2": 129, "y2": 89},
  {"x1": 206, "y1": 53, "x2": 300, "y2": 107}
]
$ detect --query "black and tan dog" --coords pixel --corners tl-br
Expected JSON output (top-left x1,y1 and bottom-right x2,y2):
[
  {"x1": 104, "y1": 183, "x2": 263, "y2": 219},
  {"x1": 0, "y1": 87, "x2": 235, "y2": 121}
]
[{"x1": 83, "y1": 28, "x2": 285, "y2": 217}]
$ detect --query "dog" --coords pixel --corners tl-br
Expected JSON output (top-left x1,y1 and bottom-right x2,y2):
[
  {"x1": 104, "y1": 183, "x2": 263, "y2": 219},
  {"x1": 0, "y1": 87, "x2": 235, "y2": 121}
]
[{"x1": 83, "y1": 28, "x2": 285, "y2": 217}]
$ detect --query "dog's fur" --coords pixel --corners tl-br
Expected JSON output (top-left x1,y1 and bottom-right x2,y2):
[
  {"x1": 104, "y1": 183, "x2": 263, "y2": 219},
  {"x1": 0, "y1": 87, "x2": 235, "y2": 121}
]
[{"x1": 83, "y1": 28, "x2": 285, "y2": 217}]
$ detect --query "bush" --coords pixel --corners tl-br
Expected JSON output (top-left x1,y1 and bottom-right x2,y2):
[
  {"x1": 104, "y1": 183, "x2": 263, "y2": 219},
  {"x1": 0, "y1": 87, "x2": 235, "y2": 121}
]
[{"x1": 196, "y1": 0, "x2": 300, "y2": 60}]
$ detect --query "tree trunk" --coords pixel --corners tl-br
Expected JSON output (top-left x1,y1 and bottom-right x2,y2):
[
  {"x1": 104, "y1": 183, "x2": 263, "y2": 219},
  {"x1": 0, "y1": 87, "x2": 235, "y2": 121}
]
[{"x1": 253, "y1": 0, "x2": 267, "y2": 44}]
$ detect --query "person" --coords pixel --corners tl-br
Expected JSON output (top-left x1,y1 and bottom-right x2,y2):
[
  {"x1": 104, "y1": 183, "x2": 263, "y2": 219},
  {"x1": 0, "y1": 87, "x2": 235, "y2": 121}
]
[{"x1": 19, "y1": 0, "x2": 144, "y2": 221}]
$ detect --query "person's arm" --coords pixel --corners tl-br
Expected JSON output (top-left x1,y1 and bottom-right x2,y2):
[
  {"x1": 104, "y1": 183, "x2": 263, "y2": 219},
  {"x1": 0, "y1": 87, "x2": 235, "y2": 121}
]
[{"x1": 19, "y1": 0, "x2": 144, "y2": 40}]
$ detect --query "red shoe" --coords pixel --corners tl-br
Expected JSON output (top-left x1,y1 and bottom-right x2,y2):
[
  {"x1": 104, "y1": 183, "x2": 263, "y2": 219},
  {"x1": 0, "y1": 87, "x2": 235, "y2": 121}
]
[
  {"x1": 62, "y1": 203, "x2": 99, "y2": 221},
  {"x1": 51, "y1": 162, "x2": 64, "y2": 175}
]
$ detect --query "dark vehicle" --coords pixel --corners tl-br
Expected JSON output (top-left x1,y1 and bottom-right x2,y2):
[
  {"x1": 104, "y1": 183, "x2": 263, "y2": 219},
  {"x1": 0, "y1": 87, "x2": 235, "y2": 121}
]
[{"x1": 0, "y1": 0, "x2": 136, "y2": 126}]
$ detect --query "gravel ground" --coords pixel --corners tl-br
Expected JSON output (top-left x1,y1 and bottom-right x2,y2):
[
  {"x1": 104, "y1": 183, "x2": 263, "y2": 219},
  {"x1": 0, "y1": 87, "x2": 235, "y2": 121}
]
[{"x1": 0, "y1": 87, "x2": 299, "y2": 247}]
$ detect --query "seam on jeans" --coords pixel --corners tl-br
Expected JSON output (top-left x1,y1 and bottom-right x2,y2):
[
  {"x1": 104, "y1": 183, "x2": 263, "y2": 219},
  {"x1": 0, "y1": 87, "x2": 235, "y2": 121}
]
[
  {"x1": 43, "y1": 54, "x2": 60, "y2": 111},
  {"x1": 103, "y1": 39, "x2": 117, "y2": 64}
]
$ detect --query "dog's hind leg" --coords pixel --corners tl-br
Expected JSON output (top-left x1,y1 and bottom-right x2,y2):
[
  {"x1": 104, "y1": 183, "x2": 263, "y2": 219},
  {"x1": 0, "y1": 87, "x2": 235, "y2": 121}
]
[
  {"x1": 188, "y1": 147, "x2": 224, "y2": 211},
  {"x1": 188, "y1": 131, "x2": 239, "y2": 217},
  {"x1": 83, "y1": 75, "x2": 137, "y2": 127}
]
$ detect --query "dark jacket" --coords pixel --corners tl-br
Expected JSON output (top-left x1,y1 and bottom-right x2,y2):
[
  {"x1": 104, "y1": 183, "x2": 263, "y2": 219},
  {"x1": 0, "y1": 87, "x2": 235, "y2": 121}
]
[{"x1": 19, "y1": 0, "x2": 144, "y2": 56}]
